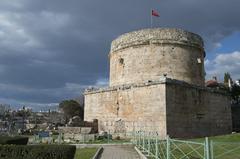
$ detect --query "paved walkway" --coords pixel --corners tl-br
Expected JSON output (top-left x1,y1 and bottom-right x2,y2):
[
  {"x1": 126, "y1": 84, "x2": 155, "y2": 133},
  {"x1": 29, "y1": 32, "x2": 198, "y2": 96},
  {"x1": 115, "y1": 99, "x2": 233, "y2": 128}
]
[{"x1": 99, "y1": 145, "x2": 140, "y2": 159}]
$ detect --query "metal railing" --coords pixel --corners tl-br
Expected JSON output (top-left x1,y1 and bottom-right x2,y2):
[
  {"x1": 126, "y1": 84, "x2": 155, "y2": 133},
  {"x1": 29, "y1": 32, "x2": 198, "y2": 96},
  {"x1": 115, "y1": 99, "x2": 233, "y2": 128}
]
[
  {"x1": 210, "y1": 141, "x2": 240, "y2": 159},
  {"x1": 28, "y1": 130, "x2": 240, "y2": 158},
  {"x1": 133, "y1": 131, "x2": 240, "y2": 159}
]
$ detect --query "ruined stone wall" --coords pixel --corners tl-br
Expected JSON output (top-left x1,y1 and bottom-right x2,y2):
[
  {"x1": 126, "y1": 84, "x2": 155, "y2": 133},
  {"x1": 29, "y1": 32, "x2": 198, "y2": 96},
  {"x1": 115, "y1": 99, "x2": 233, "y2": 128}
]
[
  {"x1": 84, "y1": 83, "x2": 167, "y2": 138},
  {"x1": 166, "y1": 83, "x2": 232, "y2": 138},
  {"x1": 109, "y1": 28, "x2": 205, "y2": 87}
]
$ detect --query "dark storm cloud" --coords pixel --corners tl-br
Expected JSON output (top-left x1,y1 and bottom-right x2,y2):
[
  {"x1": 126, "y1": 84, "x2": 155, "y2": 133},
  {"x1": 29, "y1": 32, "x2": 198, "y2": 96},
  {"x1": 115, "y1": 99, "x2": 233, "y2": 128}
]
[{"x1": 0, "y1": 0, "x2": 240, "y2": 108}]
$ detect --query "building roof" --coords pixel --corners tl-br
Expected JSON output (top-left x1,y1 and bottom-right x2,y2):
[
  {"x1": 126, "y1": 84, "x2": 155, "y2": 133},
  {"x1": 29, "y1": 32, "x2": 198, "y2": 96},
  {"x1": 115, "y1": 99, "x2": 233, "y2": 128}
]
[{"x1": 206, "y1": 80, "x2": 218, "y2": 87}]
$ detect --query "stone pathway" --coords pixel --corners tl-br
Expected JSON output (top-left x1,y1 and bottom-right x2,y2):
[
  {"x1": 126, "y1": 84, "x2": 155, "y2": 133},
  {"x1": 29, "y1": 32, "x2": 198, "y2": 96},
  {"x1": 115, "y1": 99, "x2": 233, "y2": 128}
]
[{"x1": 99, "y1": 145, "x2": 140, "y2": 159}]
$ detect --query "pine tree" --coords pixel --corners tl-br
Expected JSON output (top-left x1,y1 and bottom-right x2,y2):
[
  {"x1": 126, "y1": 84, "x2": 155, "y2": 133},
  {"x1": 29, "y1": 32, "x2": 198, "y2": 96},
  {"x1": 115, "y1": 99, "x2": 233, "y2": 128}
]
[{"x1": 224, "y1": 72, "x2": 231, "y2": 84}]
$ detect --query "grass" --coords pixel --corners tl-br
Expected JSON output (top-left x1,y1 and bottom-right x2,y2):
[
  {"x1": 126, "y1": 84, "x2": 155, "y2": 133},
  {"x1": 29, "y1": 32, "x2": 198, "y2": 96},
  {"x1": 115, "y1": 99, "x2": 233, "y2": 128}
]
[
  {"x1": 74, "y1": 147, "x2": 98, "y2": 159},
  {"x1": 191, "y1": 133, "x2": 240, "y2": 142},
  {"x1": 177, "y1": 133, "x2": 240, "y2": 159},
  {"x1": 146, "y1": 133, "x2": 240, "y2": 159},
  {"x1": 190, "y1": 133, "x2": 240, "y2": 159}
]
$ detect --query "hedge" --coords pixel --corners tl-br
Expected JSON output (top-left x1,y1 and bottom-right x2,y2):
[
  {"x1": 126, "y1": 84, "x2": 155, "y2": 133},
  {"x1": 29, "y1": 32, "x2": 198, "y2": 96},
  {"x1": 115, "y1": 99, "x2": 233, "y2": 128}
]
[
  {"x1": 0, "y1": 136, "x2": 28, "y2": 145},
  {"x1": 0, "y1": 145, "x2": 76, "y2": 159}
]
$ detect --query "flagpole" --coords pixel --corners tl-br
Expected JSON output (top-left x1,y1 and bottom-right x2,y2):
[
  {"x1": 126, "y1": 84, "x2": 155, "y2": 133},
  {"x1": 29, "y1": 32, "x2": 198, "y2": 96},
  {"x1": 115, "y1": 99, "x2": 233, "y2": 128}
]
[{"x1": 150, "y1": 9, "x2": 153, "y2": 28}]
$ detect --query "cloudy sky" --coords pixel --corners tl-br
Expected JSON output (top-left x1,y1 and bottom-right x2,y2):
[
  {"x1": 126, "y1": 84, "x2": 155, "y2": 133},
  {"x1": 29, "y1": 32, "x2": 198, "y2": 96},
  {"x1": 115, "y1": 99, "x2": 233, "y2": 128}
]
[{"x1": 0, "y1": 0, "x2": 239, "y2": 110}]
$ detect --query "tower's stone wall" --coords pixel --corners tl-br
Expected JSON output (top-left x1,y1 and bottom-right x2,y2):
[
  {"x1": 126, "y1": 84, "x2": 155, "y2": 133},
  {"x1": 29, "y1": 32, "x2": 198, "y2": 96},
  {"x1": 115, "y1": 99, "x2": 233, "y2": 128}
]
[
  {"x1": 84, "y1": 28, "x2": 232, "y2": 139},
  {"x1": 84, "y1": 79, "x2": 232, "y2": 138},
  {"x1": 85, "y1": 82, "x2": 167, "y2": 138},
  {"x1": 166, "y1": 82, "x2": 232, "y2": 138},
  {"x1": 109, "y1": 28, "x2": 205, "y2": 87}
]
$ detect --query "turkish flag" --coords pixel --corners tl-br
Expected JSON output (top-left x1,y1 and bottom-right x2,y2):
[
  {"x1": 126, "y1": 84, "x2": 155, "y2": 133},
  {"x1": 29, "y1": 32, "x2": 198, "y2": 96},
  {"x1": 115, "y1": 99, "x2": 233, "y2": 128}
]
[{"x1": 152, "y1": 10, "x2": 160, "y2": 17}]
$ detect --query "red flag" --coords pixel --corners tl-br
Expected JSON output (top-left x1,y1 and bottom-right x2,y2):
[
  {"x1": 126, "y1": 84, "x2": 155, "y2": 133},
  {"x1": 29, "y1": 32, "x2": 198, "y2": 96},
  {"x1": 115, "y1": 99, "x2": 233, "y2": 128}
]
[{"x1": 152, "y1": 10, "x2": 160, "y2": 17}]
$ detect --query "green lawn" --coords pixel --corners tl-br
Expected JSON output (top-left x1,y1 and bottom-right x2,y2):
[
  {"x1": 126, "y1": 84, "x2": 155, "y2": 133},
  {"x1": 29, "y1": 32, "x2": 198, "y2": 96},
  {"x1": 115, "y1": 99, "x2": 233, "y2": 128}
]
[
  {"x1": 74, "y1": 148, "x2": 98, "y2": 159},
  {"x1": 175, "y1": 133, "x2": 240, "y2": 159},
  {"x1": 192, "y1": 133, "x2": 240, "y2": 142},
  {"x1": 146, "y1": 133, "x2": 240, "y2": 159},
  {"x1": 191, "y1": 133, "x2": 240, "y2": 159}
]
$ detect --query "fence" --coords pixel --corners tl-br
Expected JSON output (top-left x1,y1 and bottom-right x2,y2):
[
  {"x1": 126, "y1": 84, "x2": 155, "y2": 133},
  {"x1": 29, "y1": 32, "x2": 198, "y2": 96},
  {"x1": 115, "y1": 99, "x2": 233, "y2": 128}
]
[
  {"x1": 210, "y1": 141, "x2": 240, "y2": 159},
  {"x1": 29, "y1": 133, "x2": 64, "y2": 144},
  {"x1": 133, "y1": 131, "x2": 240, "y2": 159},
  {"x1": 28, "y1": 130, "x2": 240, "y2": 158}
]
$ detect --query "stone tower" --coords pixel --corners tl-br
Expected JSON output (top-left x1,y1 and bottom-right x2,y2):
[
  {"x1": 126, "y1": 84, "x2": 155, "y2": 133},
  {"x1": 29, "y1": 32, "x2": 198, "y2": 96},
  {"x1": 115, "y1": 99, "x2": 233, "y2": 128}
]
[
  {"x1": 109, "y1": 28, "x2": 205, "y2": 87},
  {"x1": 84, "y1": 28, "x2": 232, "y2": 139}
]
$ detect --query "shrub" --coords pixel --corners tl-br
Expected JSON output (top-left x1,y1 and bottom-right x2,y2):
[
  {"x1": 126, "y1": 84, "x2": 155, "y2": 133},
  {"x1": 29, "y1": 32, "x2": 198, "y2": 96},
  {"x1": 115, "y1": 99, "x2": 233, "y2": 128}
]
[
  {"x1": 0, "y1": 136, "x2": 29, "y2": 145},
  {"x1": 0, "y1": 145, "x2": 76, "y2": 159}
]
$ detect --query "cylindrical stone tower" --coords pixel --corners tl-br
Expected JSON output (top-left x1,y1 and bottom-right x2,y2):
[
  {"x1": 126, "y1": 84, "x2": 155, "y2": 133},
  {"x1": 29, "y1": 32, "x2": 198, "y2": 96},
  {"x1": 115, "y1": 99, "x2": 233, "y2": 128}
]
[{"x1": 109, "y1": 28, "x2": 205, "y2": 86}]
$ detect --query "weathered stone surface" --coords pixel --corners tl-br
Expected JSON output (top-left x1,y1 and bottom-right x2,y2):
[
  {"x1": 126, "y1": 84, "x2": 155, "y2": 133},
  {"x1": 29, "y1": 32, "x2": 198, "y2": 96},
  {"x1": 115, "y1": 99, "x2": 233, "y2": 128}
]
[
  {"x1": 85, "y1": 79, "x2": 232, "y2": 139},
  {"x1": 84, "y1": 28, "x2": 232, "y2": 139},
  {"x1": 231, "y1": 104, "x2": 240, "y2": 132},
  {"x1": 63, "y1": 133, "x2": 95, "y2": 142},
  {"x1": 58, "y1": 127, "x2": 92, "y2": 134},
  {"x1": 85, "y1": 83, "x2": 167, "y2": 138},
  {"x1": 81, "y1": 127, "x2": 92, "y2": 134},
  {"x1": 111, "y1": 28, "x2": 204, "y2": 53},
  {"x1": 58, "y1": 127, "x2": 81, "y2": 134},
  {"x1": 166, "y1": 82, "x2": 232, "y2": 138},
  {"x1": 109, "y1": 28, "x2": 205, "y2": 87}
]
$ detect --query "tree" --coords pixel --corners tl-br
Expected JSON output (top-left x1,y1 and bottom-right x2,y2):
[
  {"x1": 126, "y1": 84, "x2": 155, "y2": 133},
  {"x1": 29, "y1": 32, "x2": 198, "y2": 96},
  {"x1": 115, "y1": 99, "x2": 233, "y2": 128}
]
[
  {"x1": 0, "y1": 104, "x2": 11, "y2": 121},
  {"x1": 59, "y1": 100, "x2": 83, "y2": 123},
  {"x1": 15, "y1": 106, "x2": 31, "y2": 117},
  {"x1": 231, "y1": 84, "x2": 240, "y2": 104},
  {"x1": 224, "y1": 72, "x2": 232, "y2": 86}
]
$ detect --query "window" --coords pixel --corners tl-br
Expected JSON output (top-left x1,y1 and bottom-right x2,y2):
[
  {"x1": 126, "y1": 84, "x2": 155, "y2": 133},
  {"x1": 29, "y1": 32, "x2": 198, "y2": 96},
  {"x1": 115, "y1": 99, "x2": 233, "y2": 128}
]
[
  {"x1": 119, "y1": 58, "x2": 124, "y2": 64},
  {"x1": 197, "y1": 58, "x2": 202, "y2": 64}
]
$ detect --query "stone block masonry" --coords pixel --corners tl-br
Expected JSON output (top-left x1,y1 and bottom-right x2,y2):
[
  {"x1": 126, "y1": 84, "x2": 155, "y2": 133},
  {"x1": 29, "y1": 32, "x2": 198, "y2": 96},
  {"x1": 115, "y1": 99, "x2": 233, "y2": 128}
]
[
  {"x1": 84, "y1": 28, "x2": 232, "y2": 139},
  {"x1": 85, "y1": 81, "x2": 167, "y2": 138},
  {"x1": 85, "y1": 78, "x2": 232, "y2": 138},
  {"x1": 166, "y1": 80, "x2": 232, "y2": 138},
  {"x1": 109, "y1": 28, "x2": 205, "y2": 87}
]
